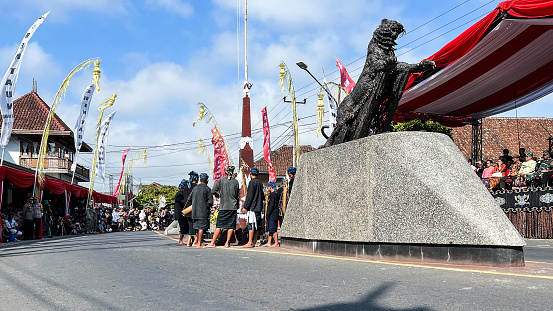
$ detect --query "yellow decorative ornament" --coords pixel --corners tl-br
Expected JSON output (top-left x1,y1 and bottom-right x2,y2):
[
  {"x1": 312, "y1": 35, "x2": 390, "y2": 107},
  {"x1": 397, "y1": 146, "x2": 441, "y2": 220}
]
[
  {"x1": 92, "y1": 59, "x2": 101, "y2": 92},
  {"x1": 316, "y1": 93, "x2": 325, "y2": 134},
  {"x1": 278, "y1": 63, "x2": 286, "y2": 93},
  {"x1": 142, "y1": 150, "x2": 147, "y2": 167},
  {"x1": 193, "y1": 105, "x2": 205, "y2": 127},
  {"x1": 197, "y1": 138, "x2": 205, "y2": 156}
]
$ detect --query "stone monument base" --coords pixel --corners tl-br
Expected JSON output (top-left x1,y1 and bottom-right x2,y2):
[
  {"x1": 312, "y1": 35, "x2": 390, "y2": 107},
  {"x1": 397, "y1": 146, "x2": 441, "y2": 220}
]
[
  {"x1": 282, "y1": 238, "x2": 524, "y2": 266},
  {"x1": 280, "y1": 132, "x2": 525, "y2": 267}
]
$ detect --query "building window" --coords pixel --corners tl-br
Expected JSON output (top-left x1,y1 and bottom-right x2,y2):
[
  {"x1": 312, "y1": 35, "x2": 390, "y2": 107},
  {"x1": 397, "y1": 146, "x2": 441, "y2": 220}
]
[
  {"x1": 59, "y1": 146, "x2": 66, "y2": 158},
  {"x1": 21, "y1": 141, "x2": 30, "y2": 156},
  {"x1": 47, "y1": 142, "x2": 56, "y2": 157}
]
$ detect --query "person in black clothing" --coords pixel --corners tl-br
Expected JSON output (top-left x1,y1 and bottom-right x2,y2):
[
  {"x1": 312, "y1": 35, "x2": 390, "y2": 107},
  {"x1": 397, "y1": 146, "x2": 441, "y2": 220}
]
[
  {"x1": 185, "y1": 171, "x2": 199, "y2": 246},
  {"x1": 174, "y1": 179, "x2": 189, "y2": 245},
  {"x1": 241, "y1": 167, "x2": 264, "y2": 248},
  {"x1": 186, "y1": 173, "x2": 213, "y2": 248},
  {"x1": 263, "y1": 181, "x2": 280, "y2": 247},
  {"x1": 287, "y1": 167, "x2": 296, "y2": 195},
  {"x1": 207, "y1": 165, "x2": 240, "y2": 248}
]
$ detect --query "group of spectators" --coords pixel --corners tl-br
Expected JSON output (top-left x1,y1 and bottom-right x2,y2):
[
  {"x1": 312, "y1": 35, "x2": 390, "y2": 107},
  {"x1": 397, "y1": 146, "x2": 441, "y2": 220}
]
[
  {"x1": 103, "y1": 206, "x2": 174, "y2": 232},
  {"x1": 1, "y1": 196, "x2": 178, "y2": 243},
  {"x1": 469, "y1": 148, "x2": 552, "y2": 191}
]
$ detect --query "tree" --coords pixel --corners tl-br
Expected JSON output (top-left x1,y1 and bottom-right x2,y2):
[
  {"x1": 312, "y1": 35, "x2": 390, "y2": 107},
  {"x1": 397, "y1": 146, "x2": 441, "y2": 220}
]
[
  {"x1": 134, "y1": 184, "x2": 178, "y2": 209},
  {"x1": 392, "y1": 119, "x2": 453, "y2": 139}
]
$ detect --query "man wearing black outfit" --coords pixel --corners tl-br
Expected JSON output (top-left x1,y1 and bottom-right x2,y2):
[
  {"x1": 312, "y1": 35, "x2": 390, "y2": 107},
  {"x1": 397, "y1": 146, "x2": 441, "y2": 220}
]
[
  {"x1": 241, "y1": 167, "x2": 264, "y2": 248},
  {"x1": 263, "y1": 181, "x2": 280, "y2": 247},
  {"x1": 174, "y1": 179, "x2": 189, "y2": 245},
  {"x1": 207, "y1": 165, "x2": 239, "y2": 248},
  {"x1": 187, "y1": 173, "x2": 213, "y2": 248},
  {"x1": 185, "y1": 171, "x2": 198, "y2": 246}
]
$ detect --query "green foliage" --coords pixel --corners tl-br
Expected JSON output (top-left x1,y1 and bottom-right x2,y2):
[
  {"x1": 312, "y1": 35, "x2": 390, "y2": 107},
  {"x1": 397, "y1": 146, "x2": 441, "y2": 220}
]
[
  {"x1": 134, "y1": 184, "x2": 178, "y2": 209},
  {"x1": 392, "y1": 119, "x2": 453, "y2": 139}
]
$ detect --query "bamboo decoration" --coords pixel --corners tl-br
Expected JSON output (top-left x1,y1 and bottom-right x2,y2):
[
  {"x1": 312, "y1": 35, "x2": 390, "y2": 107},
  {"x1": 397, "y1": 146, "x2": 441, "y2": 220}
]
[
  {"x1": 278, "y1": 62, "x2": 300, "y2": 166},
  {"x1": 88, "y1": 94, "x2": 117, "y2": 204},
  {"x1": 36, "y1": 58, "x2": 99, "y2": 189},
  {"x1": 196, "y1": 138, "x2": 213, "y2": 177},
  {"x1": 192, "y1": 102, "x2": 234, "y2": 166}
]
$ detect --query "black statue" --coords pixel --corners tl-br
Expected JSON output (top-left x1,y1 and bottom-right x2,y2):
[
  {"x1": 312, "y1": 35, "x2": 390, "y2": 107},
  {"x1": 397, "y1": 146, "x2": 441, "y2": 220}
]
[{"x1": 324, "y1": 19, "x2": 435, "y2": 147}]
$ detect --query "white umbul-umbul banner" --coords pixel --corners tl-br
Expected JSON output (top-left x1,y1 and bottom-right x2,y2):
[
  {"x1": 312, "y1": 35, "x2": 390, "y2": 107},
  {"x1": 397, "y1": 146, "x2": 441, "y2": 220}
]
[
  {"x1": 71, "y1": 83, "x2": 95, "y2": 172},
  {"x1": 0, "y1": 12, "x2": 49, "y2": 148},
  {"x1": 95, "y1": 111, "x2": 116, "y2": 180}
]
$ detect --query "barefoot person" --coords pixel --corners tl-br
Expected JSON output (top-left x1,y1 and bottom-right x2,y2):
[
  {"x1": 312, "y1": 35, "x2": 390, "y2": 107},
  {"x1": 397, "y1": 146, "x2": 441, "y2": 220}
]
[
  {"x1": 186, "y1": 173, "x2": 213, "y2": 248},
  {"x1": 241, "y1": 167, "x2": 264, "y2": 248},
  {"x1": 174, "y1": 179, "x2": 190, "y2": 245},
  {"x1": 207, "y1": 165, "x2": 239, "y2": 248},
  {"x1": 263, "y1": 181, "x2": 280, "y2": 247}
]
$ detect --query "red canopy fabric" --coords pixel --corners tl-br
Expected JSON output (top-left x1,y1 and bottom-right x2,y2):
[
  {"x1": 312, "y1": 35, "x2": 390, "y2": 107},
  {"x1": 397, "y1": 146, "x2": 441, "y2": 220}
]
[
  {"x1": 399, "y1": 0, "x2": 553, "y2": 121},
  {"x1": 0, "y1": 166, "x2": 117, "y2": 203}
]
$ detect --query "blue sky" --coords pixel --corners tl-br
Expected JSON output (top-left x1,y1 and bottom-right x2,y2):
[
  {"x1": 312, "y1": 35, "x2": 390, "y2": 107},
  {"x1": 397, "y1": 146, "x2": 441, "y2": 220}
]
[{"x1": 1, "y1": 0, "x2": 548, "y2": 189}]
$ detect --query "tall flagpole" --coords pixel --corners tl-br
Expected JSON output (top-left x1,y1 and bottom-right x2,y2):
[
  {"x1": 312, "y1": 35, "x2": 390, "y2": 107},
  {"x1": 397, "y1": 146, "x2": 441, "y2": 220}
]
[{"x1": 239, "y1": 0, "x2": 254, "y2": 171}]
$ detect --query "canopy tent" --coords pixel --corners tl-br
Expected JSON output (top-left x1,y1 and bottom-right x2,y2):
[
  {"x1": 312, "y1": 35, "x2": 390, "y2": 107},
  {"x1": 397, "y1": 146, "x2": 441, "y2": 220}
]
[
  {"x1": 397, "y1": 0, "x2": 553, "y2": 124},
  {"x1": 0, "y1": 165, "x2": 117, "y2": 211}
]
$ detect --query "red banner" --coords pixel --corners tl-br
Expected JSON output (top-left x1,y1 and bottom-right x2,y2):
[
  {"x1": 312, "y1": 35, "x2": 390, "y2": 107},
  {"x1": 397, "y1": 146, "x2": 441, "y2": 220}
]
[
  {"x1": 113, "y1": 148, "x2": 130, "y2": 197},
  {"x1": 336, "y1": 58, "x2": 356, "y2": 94},
  {"x1": 211, "y1": 126, "x2": 229, "y2": 185},
  {"x1": 262, "y1": 107, "x2": 276, "y2": 181}
]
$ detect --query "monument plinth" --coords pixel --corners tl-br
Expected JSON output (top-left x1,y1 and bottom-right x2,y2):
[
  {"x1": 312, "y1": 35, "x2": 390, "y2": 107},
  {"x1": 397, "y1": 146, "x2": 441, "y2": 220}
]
[{"x1": 280, "y1": 132, "x2": 525, "y2": 266}]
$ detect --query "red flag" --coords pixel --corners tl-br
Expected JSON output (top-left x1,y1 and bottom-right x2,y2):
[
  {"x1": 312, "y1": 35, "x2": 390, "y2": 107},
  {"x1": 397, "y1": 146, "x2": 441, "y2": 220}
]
[
  {"x1": 113, "y1": 148, "x2": 130, "y2": 197},
  {"x1": 211, "y1": 126, "x2": 229, "y2": 185},
  {"x1": 262, "y1": 107, "x2": 276, "y2": 181},
  {"x1": 336, "y1": 58, "x2": 356, "y2": 94}
]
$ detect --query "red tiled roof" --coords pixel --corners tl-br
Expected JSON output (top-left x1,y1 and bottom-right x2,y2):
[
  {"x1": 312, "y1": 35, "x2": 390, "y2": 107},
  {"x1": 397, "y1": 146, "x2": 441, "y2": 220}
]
[
  {"x1": 0, "y1": 91, "x2": 72, "y2": 132},
  {"x1": 452, "y1": 117, "x2": 553, "y2": 161},
  {"x1": 255, "y1": 145, "x2": 316, "y2": 176}
]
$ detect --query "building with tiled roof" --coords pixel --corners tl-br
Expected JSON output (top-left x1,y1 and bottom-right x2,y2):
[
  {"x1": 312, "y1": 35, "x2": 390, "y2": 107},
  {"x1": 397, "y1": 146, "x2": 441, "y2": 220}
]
[
  {"x1": 254, "y1": 145, "x2": 315, "y2": 184},
  {"x1": 0, "y1": 91, "x2": 92, "y2": 183},
  {"x1": 452, "y1": 117, "x2": 553, "y2": 161}
]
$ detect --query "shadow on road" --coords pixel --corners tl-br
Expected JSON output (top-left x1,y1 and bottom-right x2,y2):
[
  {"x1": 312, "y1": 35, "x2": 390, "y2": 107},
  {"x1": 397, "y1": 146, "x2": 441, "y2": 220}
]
[
  {"x1": 0, "y1": 232, "x2": 169, "y2": 258},
  {"x1": 297, "y1": 283, "x2": 432, "y2": 311}
]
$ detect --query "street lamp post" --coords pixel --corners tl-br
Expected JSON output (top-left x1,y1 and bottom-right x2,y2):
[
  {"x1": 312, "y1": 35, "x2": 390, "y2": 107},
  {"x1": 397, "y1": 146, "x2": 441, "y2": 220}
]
[{"x1": 296, "y1": 61, "x2": 339, "y2": 106}]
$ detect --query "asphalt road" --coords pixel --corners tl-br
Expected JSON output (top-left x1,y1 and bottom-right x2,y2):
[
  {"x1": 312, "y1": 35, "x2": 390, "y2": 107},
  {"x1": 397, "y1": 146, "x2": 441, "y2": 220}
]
[{"x1": 1, "y1": 231, "x2": 552, "y2": 311}]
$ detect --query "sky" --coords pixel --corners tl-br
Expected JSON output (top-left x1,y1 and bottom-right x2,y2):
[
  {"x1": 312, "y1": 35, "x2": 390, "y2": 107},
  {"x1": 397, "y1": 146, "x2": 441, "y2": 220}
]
[{"x1": 1, "y1": 0, "x2": 550, "y2": 191}]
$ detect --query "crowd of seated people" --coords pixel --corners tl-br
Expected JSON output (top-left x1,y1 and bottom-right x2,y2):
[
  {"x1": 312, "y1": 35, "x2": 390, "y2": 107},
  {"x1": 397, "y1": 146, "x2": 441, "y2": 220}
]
[{"x1": 470, "y1": 148, "x2": 553, "y2": 191}]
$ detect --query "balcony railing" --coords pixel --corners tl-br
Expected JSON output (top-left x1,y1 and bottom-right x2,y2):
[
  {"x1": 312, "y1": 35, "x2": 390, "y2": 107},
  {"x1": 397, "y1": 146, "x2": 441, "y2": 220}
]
[{"x1": 19, "y1": 157, "x2": 89, "y2": 181}]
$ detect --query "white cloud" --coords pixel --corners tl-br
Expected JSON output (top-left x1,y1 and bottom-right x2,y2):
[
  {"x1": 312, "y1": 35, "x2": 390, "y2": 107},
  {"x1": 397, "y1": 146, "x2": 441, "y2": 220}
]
[{"x1": 146, "y1": 0, "x2": 194, "y2": 18}]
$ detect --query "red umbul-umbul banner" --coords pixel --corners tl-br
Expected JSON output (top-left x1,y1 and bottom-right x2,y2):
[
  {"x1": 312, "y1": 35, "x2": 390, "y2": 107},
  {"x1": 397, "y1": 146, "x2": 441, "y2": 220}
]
[
  {"x1": 262, "y1": 107, "x2": 276, "y2": 181},
  {"x1": 113, "y1": 148, "x2": 130, "y2": 197},
  {"x1": 336, "y1": 58, "x2": 355, "y2": 94},
  {"x1": 211, "y1": 126, "x2": 229, "y2": 185}
]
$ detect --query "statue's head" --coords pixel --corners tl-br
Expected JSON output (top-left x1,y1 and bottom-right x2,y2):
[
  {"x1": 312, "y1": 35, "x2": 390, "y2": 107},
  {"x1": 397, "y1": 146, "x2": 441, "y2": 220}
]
[{"x1": 374, "y1": 19, "x2": 405, "y2": 48}]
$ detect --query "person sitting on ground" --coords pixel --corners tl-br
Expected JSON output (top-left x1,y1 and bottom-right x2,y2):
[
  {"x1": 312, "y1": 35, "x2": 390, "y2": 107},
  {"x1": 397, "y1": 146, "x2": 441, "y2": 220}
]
[
  {"x1": 519, "y1": 152, "x2": 538, "y2": 182},
  {"x1": 538, "y1": 150, "x2": 553, "y2": 187},
  {"x1": 263, "y1": 181, "x2": 280, "y2": 248}
]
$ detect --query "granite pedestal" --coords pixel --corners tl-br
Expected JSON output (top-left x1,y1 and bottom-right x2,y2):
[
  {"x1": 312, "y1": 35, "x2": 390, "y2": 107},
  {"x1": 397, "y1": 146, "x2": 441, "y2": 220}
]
[{"x1": 280, "y1": 132, "x2": 525, "y2": 266}]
